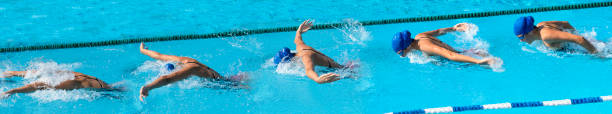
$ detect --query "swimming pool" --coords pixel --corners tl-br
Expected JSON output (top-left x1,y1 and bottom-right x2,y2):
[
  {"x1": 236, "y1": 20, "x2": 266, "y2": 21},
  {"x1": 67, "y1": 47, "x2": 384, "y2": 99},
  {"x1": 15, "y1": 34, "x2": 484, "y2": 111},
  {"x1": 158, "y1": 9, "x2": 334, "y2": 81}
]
[{"x1": 1, "y1": 1, "x2": 612, "y2": 114}]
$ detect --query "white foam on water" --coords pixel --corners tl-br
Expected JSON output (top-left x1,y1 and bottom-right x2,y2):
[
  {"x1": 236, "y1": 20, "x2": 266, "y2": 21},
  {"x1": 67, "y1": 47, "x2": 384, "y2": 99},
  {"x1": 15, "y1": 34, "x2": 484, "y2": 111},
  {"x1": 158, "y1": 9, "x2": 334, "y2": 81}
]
[
  {"x1": 132, "y1": 60, "x2": 179, "y2": 81},
  {"x1": 27, "y1": 89, "x2": 101, "y2": 102},
  {"x1": 23, "y1": 60, "x2": 81, "y2": 86},
  {"x1": 176, "y1": 77, "x2": 239, "y2": 90},
  {"x1": 404, "y1": 51, "x2": 437, "y2": 64},
  {"x1": 451, "y1": 23, "x2": 504, "y2": 72},
  {"x1": 452, "y1": 23, "x2": 489, "y2": 51},
  {"x1": 334, "y1": 19, "x2": 373, "y2": 91},
  {"x1": 0, "y1": 60, "x2": 113, "y2": 102},
  {"x1": 272, "y1": 58, "x2": 306, "y2": 77},
  {"x1": 581, "y1": 28, "x2": 612, "y2": 58}
]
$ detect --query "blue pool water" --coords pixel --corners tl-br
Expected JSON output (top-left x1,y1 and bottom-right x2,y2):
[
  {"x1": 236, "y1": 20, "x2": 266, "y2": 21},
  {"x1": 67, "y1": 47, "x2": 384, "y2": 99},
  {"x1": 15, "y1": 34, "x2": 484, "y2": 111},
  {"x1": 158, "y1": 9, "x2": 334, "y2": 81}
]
[{"x1": 1, "y1": 1, "x2": 612, "y2": 114}]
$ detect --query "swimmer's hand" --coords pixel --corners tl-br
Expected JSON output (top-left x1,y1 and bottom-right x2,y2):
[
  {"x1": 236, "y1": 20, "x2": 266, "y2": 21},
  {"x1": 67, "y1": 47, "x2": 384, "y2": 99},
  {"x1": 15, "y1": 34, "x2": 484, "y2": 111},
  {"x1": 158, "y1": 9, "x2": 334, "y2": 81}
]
[
  {"x1": 297, "y1": 20, "x2": 313, "y2": 34},
  {"x1": 316, "y1": 73, "x2": 340, "y2": 84},
  {"x1": 453, "y1": 23, "x2": 470, "y2": 32},
  {"x1": 139, "y1": 86, "x2": 149, "y2": 102},
  {"x1": 477, "y1": 58, "x2": 495, "y2": 65},
  {"x1": 140, "y1": 42, "x2": 148, "y2": 50}
]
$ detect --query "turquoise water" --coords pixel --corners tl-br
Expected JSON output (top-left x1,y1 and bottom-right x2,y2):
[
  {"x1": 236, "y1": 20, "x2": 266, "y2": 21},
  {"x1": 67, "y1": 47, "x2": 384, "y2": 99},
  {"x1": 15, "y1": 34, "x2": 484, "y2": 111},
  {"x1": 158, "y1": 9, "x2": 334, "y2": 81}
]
[{"x1": 2, "y1": 1, "x2": 612, "y2": 114}]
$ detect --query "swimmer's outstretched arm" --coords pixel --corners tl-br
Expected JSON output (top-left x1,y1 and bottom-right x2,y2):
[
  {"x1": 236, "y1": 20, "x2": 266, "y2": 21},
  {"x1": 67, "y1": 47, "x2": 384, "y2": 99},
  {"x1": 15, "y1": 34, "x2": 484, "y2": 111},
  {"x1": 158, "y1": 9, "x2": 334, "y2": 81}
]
[
  {"x1": 139, "y1": 42, "x2": 182, "y2": 62},
  {"x1": 139, "y1": 66, "x2": 194, "y2": 101},
  {"x1": 1, "y1": 71, "x2": 26, "y2": 78},
  {"x1": 294, "y1": 20, "x2": 313, "y2": 46},
  {"x1": 302, "y1": 55, "x2": 340, "y2": 84},
  {"x1": 422, "y1": 46, "x2": 492, "y2": 65},
  {"x1": 418, "y1": 27, "x2": 456, "y2": 38},
  {"x1": 2, "y1": 82, "x2": 49, "y2": 97},
  {"x1": 419, "y1": 23, "x2": 470, "y2": 38}
]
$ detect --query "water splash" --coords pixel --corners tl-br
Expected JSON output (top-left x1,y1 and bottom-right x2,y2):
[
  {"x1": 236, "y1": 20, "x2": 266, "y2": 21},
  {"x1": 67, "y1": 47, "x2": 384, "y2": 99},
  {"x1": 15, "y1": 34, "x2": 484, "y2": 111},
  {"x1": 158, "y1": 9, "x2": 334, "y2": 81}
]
[
  {"x1": 404, "y1": 51, "x2": 437, "y2": 64},
  {"x1": 23, "y1": 60, "x2": 81, "y2": 86},
  {"x1": 27, "y1": 89, "x2": 101, "y2": 102},
  {"x1": 335, "y1": 19, "x2": 372, "y2": 46},
  {"x1": 451, "y1": 23, "x2": 490, "y2": 51},
  {"x1": 456, "y1": 23, "x2": 504, "y2": 72},
  {"x1": 582, "y1": 28, "x2": 612, "y2": 58},
  {"x1": 132, "y1": 60, "x2": 178, "y2": 78},
  {"x1": 224, "y1": 34, "x2": 264, "y2": 55},
  {"x1": 270, "y1": 58, "x2": 306, "y2": 77}
]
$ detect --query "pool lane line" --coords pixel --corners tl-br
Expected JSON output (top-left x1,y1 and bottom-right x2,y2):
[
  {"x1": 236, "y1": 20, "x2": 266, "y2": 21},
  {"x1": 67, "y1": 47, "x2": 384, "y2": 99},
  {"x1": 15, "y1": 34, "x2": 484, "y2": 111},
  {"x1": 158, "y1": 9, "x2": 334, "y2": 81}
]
[
  {"x1": 1, "y1": 1, "x2": 611, "y2": 53},
  {"x1": 386, "y1": 95, "x2": 612, "y2": 114}
]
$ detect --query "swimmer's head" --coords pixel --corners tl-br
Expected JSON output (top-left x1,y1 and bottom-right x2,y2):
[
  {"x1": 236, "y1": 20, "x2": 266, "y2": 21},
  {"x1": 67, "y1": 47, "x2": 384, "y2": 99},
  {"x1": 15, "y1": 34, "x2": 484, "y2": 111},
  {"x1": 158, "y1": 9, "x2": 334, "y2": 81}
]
[
  {"x1": 165, "y1": 63, "x2": 175, "y2": 71},
  {"x1": 273, "y1": 47, "x2": 295, "y2": 65},
  {"x1": 391, "y1": 30, "x2": 415, "y2": 57},
  {"x1": 514, "y1": 16, "x2": 536, "y2": 42}
]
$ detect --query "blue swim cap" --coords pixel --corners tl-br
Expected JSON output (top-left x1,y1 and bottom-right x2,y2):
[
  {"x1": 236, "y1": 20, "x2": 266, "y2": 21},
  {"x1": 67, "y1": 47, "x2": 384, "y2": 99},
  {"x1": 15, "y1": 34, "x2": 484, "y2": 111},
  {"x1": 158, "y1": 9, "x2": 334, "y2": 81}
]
[
  {"x1": 273, "y1": 47, "x2": 295, "y2": 64},
  {"x1": 514, "y1": 16, "x2": 535, "y2": 39},
  {"x1": 391, "y1": 30, "x2": 414, "y2": 53},
  {"x1": 165, "y1": 63, "x2": 175, "y2": 71}
]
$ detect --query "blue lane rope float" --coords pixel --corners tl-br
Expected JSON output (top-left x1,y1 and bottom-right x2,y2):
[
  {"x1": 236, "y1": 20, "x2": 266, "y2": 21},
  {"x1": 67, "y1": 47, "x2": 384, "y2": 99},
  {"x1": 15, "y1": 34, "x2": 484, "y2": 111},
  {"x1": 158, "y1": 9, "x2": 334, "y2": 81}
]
[
  {"x1": 1, "y1": 1, "x2": 611, "y2": 53},
  {"x1": 386, "y1": 95, "x2": 612, "y2": 114}
]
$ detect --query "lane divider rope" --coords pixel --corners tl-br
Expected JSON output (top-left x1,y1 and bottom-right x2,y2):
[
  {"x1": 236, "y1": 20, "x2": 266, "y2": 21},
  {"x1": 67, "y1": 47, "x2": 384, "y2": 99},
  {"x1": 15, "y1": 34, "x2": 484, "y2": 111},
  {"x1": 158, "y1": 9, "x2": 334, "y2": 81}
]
[
  {"x1": 387, "y1": 95, "x2": 612, "y2": 114},
  {"x1": 1, "y1": 1, "x2": 611, "y2": 53}
]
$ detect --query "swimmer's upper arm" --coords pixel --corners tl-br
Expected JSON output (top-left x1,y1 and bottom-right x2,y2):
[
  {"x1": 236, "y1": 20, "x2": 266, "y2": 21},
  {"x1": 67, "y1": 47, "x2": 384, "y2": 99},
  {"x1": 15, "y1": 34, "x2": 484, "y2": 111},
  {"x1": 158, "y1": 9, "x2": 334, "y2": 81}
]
[
  {"x1": 422, "y1": 46, "x2": 481, "y2": 64},
  {"x1": 300, "y1": 55, "x2": 321, "y2": 83},
  {"x1": 140, "y1": 48, "x2": 183, "y2": 62}
]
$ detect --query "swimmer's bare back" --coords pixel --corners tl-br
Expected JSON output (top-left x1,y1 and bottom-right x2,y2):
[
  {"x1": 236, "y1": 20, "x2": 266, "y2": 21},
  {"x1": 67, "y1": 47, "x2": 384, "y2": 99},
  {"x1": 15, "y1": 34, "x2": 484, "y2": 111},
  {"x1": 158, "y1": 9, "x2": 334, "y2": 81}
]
[
  {"x1": 1, "y1": 71, "x2": 111, "y2": 97},
  {"x1": 138, "y1": 42, "x2": 228, "y2": 101}
]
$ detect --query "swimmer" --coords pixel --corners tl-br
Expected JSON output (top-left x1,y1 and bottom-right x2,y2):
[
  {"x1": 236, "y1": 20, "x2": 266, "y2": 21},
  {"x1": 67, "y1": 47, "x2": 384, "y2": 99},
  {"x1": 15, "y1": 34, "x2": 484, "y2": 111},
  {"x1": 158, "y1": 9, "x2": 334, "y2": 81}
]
[
  {"x1": 273, "y1": 20, "x2": 355, "y2": 84},
  {"x1": 392, "y1": 23, "x2": 496, "y2": 65},
  {"x1": 514, "y1": 16, "x2": 598, "y2": 54},
  {"x1": 1, "y1": 70, "x2": 118, "y2": 98},
  {"x1": 138, "y1": 42, "x2": 247, "y2": 101}
]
